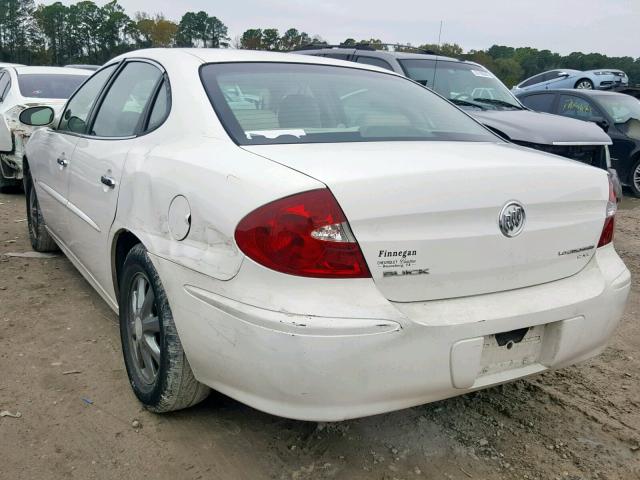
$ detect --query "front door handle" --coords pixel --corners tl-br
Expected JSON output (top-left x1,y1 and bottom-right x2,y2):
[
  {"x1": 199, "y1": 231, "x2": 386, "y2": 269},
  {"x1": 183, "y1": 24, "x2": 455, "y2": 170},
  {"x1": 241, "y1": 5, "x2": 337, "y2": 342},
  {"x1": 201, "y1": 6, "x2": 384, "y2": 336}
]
[
  {"x1": 100, "y1": 175, "x2": 116, "y2": 189},
  {"x1": 56, "y1": 157, "x2": 68, "y2": 167}
]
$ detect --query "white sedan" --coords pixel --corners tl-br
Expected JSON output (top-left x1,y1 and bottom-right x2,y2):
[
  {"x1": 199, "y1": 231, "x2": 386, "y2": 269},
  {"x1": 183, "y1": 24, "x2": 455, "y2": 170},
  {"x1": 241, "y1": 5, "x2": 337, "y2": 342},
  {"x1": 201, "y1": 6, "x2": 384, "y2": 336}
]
[
  {"x1": 0, "y1": 66, "x2": 92, "y2": 190},
  {"x1": 22, "y1": 49, "x2": 630, "y2": 421}
]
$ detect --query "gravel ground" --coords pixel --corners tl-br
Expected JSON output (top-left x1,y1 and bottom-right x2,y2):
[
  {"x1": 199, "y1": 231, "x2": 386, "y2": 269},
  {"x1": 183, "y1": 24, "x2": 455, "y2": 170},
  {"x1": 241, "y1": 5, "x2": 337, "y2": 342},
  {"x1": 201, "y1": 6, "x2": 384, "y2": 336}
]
[{"x1": 1, "y1": 190, "x2": 639, "y2": 480}]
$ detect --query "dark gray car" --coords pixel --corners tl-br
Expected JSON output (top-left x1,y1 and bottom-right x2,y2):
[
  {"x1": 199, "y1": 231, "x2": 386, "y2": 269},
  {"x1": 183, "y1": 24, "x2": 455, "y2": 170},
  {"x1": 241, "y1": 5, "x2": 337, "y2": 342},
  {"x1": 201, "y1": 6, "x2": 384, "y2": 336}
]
[{"x1": 296, "y1": 46, "x2": 619, "y2": 194}]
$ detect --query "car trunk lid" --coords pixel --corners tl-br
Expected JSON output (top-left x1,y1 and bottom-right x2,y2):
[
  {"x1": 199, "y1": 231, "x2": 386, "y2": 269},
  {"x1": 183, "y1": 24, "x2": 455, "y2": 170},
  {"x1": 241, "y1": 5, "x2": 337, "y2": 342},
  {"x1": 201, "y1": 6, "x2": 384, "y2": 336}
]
[{"x1": 244, "y1": 141, "x2": 609, "y2": 302}]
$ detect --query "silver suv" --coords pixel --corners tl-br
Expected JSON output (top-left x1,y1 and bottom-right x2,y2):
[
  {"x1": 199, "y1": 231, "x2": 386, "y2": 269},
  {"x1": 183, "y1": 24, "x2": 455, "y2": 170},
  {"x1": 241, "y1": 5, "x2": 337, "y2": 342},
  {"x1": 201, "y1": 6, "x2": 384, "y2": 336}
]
[{"x1": 296, "y1": 45, "x2": 621, "y2": 196}]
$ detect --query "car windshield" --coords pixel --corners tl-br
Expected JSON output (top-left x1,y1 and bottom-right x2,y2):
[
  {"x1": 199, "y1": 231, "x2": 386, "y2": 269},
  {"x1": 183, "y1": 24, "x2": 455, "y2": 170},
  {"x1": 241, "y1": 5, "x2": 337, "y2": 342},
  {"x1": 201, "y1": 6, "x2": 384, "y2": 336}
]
[
  {"x1": 596, "y1": 95, "x2": 640, "y2": 124},
  {"x1": 17, "y1": 73, "x2": 87, "y2": 99},
  {"x1": 399, "y1": 59, "x2": 523, "y2": 111},
  {"x1": 200, "y1": 62, "x2": 499, "y2": 146}
]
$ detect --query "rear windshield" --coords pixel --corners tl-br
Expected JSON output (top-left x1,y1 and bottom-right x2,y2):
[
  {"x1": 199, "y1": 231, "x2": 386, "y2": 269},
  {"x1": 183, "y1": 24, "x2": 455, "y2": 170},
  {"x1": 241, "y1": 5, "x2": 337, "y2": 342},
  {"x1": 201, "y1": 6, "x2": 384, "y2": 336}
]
[
  {"x1": 18, "y1": 74, "x2": 88, "y2": 99},
  {"x1": 200, "y1": 62, "x2": 498, "y2": 145}
]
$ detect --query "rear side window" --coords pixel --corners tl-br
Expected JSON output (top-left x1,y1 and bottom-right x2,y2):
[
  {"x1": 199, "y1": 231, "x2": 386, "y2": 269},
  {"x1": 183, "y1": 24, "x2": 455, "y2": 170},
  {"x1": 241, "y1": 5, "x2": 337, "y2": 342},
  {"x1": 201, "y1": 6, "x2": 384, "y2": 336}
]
[
  {"x1": 0, "y1": 72, "x2": 9, "y2": 100},
  {"x1": 18, "y1": 74, "x2": 88, "y2": 99},
  {"x1": 520, "y1": 93, "x2": 555, "y2": 112},
  {"x1": 91, "y1": 62, "x2": 163, "y2": 137},
  {"x1": 146, "y1": 79, "x2": 170, "y2": 132},
  {"x1": 355, "y1": 56, "x2": 393, "y2": 71},
  {"x1": 200, "y1": 62, "x2": 499, "y2": 146},
  {"x1": 323, "y1": 53, "x2": 352, "y2": 60},
  {"x1": 59, "y1": 64, "x2": 117, "y2": 134}
]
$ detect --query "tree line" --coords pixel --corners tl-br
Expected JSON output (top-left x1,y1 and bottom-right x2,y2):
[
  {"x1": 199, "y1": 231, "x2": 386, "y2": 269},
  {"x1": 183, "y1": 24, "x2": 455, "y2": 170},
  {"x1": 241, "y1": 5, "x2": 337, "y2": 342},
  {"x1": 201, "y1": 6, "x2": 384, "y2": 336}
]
[{"x1": 0, "y1": 0, "x2": 638, "y2": 87}]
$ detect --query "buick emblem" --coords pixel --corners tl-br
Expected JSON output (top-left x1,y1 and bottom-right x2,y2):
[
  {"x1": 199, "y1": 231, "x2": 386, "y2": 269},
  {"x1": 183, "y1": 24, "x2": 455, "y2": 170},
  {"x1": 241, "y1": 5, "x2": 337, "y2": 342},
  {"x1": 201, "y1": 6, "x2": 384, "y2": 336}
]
[{"x1": 499, "y1": 201, "x2": 526, "y2": 238}]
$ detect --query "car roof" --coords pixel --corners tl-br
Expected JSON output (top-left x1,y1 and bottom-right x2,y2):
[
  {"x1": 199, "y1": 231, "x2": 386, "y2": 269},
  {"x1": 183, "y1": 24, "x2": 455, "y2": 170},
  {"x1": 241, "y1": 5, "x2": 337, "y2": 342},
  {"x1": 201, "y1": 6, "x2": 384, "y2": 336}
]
[
  {"x1": 112, "y1": 48, "x2": 405, "y2": 74},
  {"x1": 13, "y1": 65, "x2": 93, "y2": 76},
  {"x1": 110, "y1": 48, "x2": 471, "y2": 76}
]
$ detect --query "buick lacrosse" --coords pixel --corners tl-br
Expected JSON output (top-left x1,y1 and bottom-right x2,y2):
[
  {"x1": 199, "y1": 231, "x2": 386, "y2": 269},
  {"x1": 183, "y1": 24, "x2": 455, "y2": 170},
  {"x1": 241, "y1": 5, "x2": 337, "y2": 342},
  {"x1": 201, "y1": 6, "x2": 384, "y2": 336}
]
[{"x1": 22, "y1": 49, "x2": 630, "y2": 421}]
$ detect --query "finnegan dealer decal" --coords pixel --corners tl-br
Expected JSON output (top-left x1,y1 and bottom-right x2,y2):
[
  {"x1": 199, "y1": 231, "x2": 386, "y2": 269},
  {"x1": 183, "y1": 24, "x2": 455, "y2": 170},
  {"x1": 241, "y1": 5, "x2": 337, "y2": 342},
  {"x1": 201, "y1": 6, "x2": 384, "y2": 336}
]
[{"x1": 377, "y1": 249, "x2": 430, "y2": 277}]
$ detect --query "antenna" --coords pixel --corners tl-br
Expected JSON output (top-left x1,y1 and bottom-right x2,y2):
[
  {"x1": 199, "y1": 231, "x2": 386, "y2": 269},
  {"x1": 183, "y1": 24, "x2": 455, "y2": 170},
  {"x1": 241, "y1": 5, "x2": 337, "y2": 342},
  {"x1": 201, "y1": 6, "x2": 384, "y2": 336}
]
[{"x1": 437, "y1": 20, "x2": 443, "y2": 47}]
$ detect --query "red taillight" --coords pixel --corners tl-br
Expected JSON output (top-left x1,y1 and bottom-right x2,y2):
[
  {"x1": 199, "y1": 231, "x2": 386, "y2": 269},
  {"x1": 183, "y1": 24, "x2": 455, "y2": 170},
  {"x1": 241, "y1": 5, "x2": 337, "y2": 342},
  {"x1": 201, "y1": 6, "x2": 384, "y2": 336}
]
[
  {"x1": 235, "y1": 189, "x2": 371, "y2": 278},
  {"x1": 597, "y1": 177, "x2": 617, "y2": 248}
]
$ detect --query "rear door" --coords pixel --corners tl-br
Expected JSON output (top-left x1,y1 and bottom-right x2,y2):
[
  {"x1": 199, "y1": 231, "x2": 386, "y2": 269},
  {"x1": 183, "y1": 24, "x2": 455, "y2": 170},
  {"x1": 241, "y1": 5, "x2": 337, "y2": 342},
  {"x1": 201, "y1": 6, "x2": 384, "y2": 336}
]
[{"x1": 65, "y1": 60, "x2": 166, "y2": 294}]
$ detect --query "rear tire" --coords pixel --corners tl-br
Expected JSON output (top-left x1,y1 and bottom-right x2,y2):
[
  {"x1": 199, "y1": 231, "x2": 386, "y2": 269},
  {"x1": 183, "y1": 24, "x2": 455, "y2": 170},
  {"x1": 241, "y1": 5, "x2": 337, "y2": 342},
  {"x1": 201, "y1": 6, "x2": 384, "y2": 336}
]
[
  {"x1": 574, "y1": 78, "x2": 594, "y2": 89},
  {"x1": 119, "y1": 244, "x2": 209, "y2": 412},
  {"x1": 630, "y1": 158, "x2": 640, "y2": 198},
  {"x1": 25, "y1": 174, "x2": 59, "y2": 252}
]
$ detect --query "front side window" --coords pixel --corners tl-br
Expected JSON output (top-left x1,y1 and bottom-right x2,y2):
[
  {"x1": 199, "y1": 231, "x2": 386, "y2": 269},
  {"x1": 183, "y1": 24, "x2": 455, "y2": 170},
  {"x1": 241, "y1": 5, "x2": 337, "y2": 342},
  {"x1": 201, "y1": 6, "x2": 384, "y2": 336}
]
[
  {"x1": 59, "y1": 64, "x2": 117, "y2": 134},
  {"x1": 200, "y1": 62, "x2": 498, "y2": 146},
  {"x1": 595, "y1": 94, "x2": 640, "y2": 124},
  {"x1": 558, "y1": 95, "x2": 599, "y2": 121},
  {"x1": 91, "y1": 62, "x2": 163, "y2": 137},
  {"x1": 400, "y1": 59, "x2": 522, "y2": 110},
  {"x1": 520, "y1": 93, "x2": 555, "y2": 112},
  {"x1": 18, "y1": 74, "x2": 88, "y2": 99}
]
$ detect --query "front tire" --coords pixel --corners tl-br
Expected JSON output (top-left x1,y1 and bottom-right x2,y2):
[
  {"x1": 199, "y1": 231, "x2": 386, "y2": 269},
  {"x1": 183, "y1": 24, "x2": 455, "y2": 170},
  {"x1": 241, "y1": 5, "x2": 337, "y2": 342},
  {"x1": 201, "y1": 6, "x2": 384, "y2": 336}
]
[
  {"x1": 119, "y1": 244, "x2": 209, "y2": 412},
  {"x1": 574, "y1": 78, "x2": 594, "y2": 89},
  {"x1": 25, "y1": 174, "x2": 59, "y2": 252}
]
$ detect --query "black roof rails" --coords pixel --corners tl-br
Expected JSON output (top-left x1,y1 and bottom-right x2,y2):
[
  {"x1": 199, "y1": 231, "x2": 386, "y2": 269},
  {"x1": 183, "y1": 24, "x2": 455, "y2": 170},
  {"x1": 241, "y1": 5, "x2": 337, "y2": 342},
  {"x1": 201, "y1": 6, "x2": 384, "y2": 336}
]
[
  {"x1": 293, "y1": 43, "x2": 376, "y2": 51},
  {"x1": 293, "y1": 42, "x2": 438, "y2": 55}
]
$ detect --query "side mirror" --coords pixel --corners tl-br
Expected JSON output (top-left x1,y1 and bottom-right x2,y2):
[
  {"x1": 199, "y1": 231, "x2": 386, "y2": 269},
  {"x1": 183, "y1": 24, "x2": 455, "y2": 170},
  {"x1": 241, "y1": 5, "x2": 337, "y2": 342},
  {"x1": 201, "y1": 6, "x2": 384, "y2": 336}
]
[
  {"x1": 19, "y1": 106, "x2": 55, "y2": 127},
  {"x1": 591, "y1": 116, "x2": 610, "y2": 132},
  {"x1": 558, "y1": 72, "x2": 570, "y2": 78}
]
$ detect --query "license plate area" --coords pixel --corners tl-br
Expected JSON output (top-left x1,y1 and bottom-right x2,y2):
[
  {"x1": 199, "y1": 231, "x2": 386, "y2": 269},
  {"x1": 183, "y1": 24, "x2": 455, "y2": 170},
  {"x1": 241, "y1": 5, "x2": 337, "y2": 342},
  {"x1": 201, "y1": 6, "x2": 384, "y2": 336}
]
[{"x1": 479, "y1": 325, "x2": 545, "y2": 377}]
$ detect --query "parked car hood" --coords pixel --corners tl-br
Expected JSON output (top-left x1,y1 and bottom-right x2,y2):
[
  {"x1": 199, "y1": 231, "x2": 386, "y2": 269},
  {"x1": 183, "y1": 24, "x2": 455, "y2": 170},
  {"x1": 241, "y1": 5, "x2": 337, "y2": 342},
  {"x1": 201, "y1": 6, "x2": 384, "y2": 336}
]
[{"x1": 469, "y1": 110, "x2": 611, "y2": 145}]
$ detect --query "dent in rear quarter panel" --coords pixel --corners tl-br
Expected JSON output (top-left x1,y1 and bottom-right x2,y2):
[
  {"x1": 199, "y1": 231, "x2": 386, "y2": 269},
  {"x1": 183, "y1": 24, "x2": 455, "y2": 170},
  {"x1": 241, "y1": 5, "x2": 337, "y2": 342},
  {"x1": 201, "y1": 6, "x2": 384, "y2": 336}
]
[{"x1": 111, "y1": 133, "x2": 324, "y2": 284}]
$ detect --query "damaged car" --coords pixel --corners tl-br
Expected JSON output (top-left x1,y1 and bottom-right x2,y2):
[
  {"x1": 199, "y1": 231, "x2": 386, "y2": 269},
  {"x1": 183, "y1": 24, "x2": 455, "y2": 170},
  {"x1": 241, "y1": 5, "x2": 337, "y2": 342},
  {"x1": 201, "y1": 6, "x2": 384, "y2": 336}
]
[
  {"x1": 0, "y1": 66, "x2": 92, "y2": 191},
  {"x1": 518, "y1": 89, "x2": 640, "y2": 197},
  {"x1": 22, "y1": 50, "x2": 630, "y2": 421}
]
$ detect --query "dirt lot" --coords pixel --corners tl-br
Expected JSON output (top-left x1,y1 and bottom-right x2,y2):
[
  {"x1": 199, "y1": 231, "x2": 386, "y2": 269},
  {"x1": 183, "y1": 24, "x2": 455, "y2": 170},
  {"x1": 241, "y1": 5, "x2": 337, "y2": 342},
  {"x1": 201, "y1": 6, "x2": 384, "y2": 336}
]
[{"x1": 1, "y1": 190, "x2": 639, "y2": 480}]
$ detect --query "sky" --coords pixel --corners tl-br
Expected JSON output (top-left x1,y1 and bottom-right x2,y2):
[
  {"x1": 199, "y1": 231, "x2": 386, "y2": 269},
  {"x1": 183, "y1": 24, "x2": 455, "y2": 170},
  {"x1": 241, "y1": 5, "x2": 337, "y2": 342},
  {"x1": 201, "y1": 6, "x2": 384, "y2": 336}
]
[{"x1": 55, "y1": 0, "x2": 640, "y2": 58}]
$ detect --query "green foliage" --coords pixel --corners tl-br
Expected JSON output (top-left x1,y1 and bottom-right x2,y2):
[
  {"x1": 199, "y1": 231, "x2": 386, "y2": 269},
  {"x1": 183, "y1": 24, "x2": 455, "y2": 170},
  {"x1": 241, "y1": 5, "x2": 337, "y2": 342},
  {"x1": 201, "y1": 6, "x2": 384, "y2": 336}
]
[
  {"x1": 175, "y1": 11, "x2": 228, "y2": 48},
  {"x1": 0, "y1": 0, "x2": 638, "y2": 88},
  {"x1": 239, "y1": 27, "x2": 313, "y2": 50}
]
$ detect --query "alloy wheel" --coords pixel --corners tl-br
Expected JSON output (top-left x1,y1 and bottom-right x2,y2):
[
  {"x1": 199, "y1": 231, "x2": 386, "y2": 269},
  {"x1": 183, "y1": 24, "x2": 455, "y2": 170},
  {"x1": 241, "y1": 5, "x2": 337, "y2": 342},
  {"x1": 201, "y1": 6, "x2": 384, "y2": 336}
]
[
  {"x1": 576, "y1": 80, "x2": 593, "y2": 89},
  {"x1": 634, "y1": 162, "x2": 640, "y2": 193},
  {"x1": 128, "y1": 273, "x2": 161, "y2": 385}
]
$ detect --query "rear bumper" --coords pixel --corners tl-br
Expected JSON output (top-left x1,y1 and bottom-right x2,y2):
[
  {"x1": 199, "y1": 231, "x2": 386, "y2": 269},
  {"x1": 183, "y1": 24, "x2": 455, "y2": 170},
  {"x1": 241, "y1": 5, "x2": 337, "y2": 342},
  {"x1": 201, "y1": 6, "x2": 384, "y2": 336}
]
[{"x1": 152, "y1": 245, "x2": 630, "y2": 421}]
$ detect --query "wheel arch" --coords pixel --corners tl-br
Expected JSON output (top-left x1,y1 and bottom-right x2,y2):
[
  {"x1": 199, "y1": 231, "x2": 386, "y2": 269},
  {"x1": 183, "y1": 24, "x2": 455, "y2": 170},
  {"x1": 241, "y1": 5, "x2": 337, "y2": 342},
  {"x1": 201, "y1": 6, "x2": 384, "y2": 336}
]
[
  {"x1": 574, "y1": 77, "x2": 593, "y2": 88},
  {"x1": 112, "y1": 229, "x2": 145, "y2": 298}
]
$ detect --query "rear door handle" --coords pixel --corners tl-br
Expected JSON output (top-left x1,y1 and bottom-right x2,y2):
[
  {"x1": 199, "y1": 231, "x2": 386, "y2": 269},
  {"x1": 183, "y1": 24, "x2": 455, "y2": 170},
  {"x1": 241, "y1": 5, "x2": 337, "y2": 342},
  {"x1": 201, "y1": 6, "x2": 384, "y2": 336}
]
[
  {"x1": 57, "y1": 157, "x2": 68, "y2": 167},
  {"x1": 100, "y1": 175, "x2": 116, "y2": 189}
]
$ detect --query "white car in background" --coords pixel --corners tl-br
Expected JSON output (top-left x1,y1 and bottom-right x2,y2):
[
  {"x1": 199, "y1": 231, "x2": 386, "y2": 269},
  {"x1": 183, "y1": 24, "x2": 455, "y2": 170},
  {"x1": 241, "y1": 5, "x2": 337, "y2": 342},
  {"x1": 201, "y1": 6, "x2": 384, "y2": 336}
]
[
  {"x1": 0, "y1": 66, "x2": 92, "y2": 191},
  {"x1": 21, "y1": 49, "x2": 630, "y2": 421}
]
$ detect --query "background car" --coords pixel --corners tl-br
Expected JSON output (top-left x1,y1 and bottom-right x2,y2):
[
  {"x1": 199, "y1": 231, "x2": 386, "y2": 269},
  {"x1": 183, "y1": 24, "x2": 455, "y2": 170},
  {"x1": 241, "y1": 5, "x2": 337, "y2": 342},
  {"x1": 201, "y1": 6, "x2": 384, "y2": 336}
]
[
  {"x1": 296, "y1": 46, "x2": 616, "y2": 185},
  {"x1": 518, "y1": 89, "x2": 640, "y2": 197},
  {"x1": 512, "y1": 69, "x2": 629, "y2": 94},
  {"x1": 21, "y1": 49, "x2": 629, "y2": 421},
  {"x1": 65, "y1": 64, "x2": 101, "y2": 71},
  {"x1": 0, "y1": 66, "x2": 92, "y2": 191}
]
